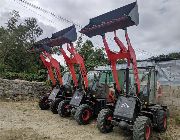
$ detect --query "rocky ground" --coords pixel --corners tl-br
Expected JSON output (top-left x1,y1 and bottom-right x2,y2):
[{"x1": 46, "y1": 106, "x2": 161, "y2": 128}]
[{"x1": 0, "y1": 100, "x2": 179, "y2": 140}]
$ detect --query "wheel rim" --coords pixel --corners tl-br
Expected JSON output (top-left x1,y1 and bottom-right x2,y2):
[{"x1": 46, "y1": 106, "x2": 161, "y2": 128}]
[
  {"x1": 64, "y1": 104, "x2": 69, "y2": 109},
  {"x1": 63, "y1": 104, "x2": 70, "y2": 114},
  {"x1": 64, "y1": 105, "x2": 69, "y2": 114},
  {"x1": 82, "y1": 109, "x2": 91, "y2": 121},
  {"x1": 43, "y1": 99, "x2": 49, "y2": 105},
  {"x1": 163, "y1": 115, "x2": 167, "y2": 128},
  {"x1": 145, "y1": 125, "x2": 151, "y2": 140},
  {"x1": 105, "y1": 115, "x2": 112, "y2": 129},
  {"x1": 43, "y1": 96, "x2": 49, "y2": 103},
  {"x1": 107, "y1": 116, "x2": 112, "y2": 121}
]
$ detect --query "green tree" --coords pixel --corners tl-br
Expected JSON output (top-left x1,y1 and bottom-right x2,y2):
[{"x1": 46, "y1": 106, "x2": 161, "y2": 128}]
[
  {"x1": 0, "y1": 10, "x2": 43, "y2": 73},
  {"x1": 77, "y1": 39, "x2": 108, "y2": 71},
  {"x1": 150, "y1": 52, "x2": 180, "y2": 61}
]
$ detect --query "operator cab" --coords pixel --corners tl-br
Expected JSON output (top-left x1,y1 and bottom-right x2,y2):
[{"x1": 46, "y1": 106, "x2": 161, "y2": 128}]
[
  {"x1": 90, "y1": 71, "x2": 114, "y2": 101},
  {"x1": 120, "y1": 67, "x2": 157, "y2": 105}
]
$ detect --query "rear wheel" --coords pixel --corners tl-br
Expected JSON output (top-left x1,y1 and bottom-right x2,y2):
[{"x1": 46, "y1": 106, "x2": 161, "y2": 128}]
[
  {"x1": 97, "y1": 109, "x2": 114, "y2": 133},
  {"x1": 155, "y1": 110, "x2": 167, "y2": 132},
  {"x1": 50, "y1": 98, "x2": 62, "y2": 114},
  {"x1": 39, "y1": 95, "x2": 50, "y2": 110},
  {"x1": 57, "y1": 100, "x2": 71, "y2": 117},
  {"x1": 74, "y1": 104, "x2": 92, "y2": 125},
  {"x1": 133, "y1": 116, "x2": 152, "y2": 140}
]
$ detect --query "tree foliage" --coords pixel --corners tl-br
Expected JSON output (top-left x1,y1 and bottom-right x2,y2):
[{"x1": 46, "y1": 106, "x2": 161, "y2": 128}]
[
  {"x1": 0, "y1": 10, "x2": 43, "y2": 73},
  {"x1": 76, "y1": 37, "x2": 108, "y2": 71},
  {"x1": 1, "y1": 11, "x2": 179, "y2": 82},
  {"x1": 150, "y1": 52, "x2": 180, "y2": 62}
]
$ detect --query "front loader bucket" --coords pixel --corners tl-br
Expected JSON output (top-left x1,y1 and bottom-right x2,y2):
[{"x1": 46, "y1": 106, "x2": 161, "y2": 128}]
[
  {"x1": 50, "y1": 25, "x2": 77, "y2": 46},
  {"x1": 33, "y1": 37, "x2": 52, "y2": 53},
  {"x1": 80, "y1": 1, "x2": 139, "y2": 37},
  {"x1": 36, "y1": 38, "x2": 51, "y2": 45},
  {"x1": 33, "y1": 44, "x2": 52, "y2": 53}
]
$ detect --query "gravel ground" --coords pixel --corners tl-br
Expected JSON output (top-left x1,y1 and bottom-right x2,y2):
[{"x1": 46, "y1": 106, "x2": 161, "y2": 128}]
[{"x1": 0, "y1": 100, "x2": 179, "y2": 140}]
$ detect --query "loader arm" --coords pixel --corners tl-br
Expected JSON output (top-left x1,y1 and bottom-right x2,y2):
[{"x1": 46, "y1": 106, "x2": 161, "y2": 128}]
[
  {"x1": 102, "y1": 31, "x2": 140, "y2": 95},
  {"x1": 67, "y1": 44, "x2": 88, "y2": 89},
  {"x1": 60, "y1": 43, "x2": 88, "y2": 89},
  {"x1": 59, "y1": 47, "x2": 78, "y2": 87},
  {"x1": 80, "y1": 1, "x2": 140, "y2": 95},
  {"x1": 40, "y1": 54, "x2": 56, "y2": 86},
  {"x1": 44, "y1": 52, "x2": 63, "y2": 86}
]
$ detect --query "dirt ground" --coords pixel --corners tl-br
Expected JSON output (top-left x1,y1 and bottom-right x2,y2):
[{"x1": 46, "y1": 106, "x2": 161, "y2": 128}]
[{"x1": 0, "y1": 100, "x2": 179, "y2": 140}]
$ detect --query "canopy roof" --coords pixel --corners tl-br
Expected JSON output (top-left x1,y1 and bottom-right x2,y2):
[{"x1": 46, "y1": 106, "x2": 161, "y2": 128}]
[{"x1": 80, "y1": 1, "x2": 139, "y2": 37}]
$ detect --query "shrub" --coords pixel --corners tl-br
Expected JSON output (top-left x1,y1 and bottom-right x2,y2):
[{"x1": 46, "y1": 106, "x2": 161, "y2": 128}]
[{"x1": 0, "y1": 70, "x2": 47, "y2": 82}]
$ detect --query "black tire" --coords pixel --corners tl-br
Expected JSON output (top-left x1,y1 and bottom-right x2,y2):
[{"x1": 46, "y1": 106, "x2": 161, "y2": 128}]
[
  {"x1": 97, "y1": 109, "x2": 114, "y2": 133},
  {"x1": 39, "y1": 95, "x2": 50, "y2": 110},
  {"x1": 50, "y1": 98, "x2": 62, "y2": 114},
  {"x1": 155, "y1": 110, "x2": 167, "y2": 132},
  {"x1": 133, "y1": 116, "x2": 152, "y2": 140},
  {"x1": 74, "y1": 104, "x2": 93, "y2": 125},
  {"x1": 57, "y1": 100, "x2": 71, "y2": 117}
]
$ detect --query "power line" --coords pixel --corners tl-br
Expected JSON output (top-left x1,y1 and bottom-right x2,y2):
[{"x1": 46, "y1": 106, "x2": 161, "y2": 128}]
[
  {"x1": 13, "y1": 0, "x2": 157, "y2": 58},
  {"x1": 13, "y1": 0, "x2": 83, "y2": 28},
  {"x1": 12, "y1": 0, "x2": 103, "y2": 49},
  {"x1": 14, "y1": 0, "x2": 58, "y2": 26}
]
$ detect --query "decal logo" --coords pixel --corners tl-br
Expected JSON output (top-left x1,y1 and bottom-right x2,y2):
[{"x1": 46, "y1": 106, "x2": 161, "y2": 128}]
[
  {"x1": 121, "y1": 103, "x2": 130, "y2": 108},
  {"x1": 75, "y1": 96, "x2": 80, "y2": 99}
]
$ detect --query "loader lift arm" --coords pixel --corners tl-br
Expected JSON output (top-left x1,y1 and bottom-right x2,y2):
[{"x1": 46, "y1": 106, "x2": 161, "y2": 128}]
[
  {"x1": 102, "y1": 30, "x2": 140, "y2": 95},
  {"x1": 39, "y1": 53, "x2": 56, "y2": 86},
  {"x1": 59, "y1": 44, "x2": 88, "y2": 89},
  {"x1": 49, "y1": 25, "x2": 88, "y2": 89},
  {"x1": 32, "y1": 43, "x2": 63, "y2": 86},
  {"x1": 44, "y1": 51, "x2": 63, "y2": 85},
  {"x1": 80, "y1": 1, "x2": 140, "y2": 95}
]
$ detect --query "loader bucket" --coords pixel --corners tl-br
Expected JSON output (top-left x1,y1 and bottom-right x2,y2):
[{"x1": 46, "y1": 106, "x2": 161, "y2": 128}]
[
  {"x1": 33, "y1": 37, "x2": 52, "y2": 52},
  {"x1": 36, "y1": 38, "x2": 51, "y2": 45},
  {"x1": 50, "y1": 25, "x2": 77, "y2": 46},
  {"x1": 80, "y1": 1, "x2": 139, "y2": 37},
  {"x1": 33, "y1": 43, "x2": 52, "y2": 53}
]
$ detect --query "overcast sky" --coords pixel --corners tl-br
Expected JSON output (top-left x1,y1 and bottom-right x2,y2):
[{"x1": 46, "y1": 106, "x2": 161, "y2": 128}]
[{"x1": 0, "y1": 0, "x2": 180, "y2": 61}]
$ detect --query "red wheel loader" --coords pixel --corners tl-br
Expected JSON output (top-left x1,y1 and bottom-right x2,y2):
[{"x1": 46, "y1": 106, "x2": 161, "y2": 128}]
[
  {"x1": 81, "y1": 1, "x2": 168, "y2": 139},
  {"x1": 33, "y1": 41, "x2": 74, "y2": 114},
  {"x1": 47, "y1": 25, "x2": 117, "y2": 125}
]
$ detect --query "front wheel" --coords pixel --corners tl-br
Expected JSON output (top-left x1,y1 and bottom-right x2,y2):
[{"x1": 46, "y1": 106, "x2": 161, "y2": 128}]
[
  {"x1": 39, "y1": 95, "x2": 50, "y2": 110},
  {"x1": 57, "y1": 100, "x2": 71, "y2": 117},
  {"x1": 74, "y1": 104, "x2": 93, "y2": 125},
  {"x1": 155, "y1": 110, "x2": 167, "y2": 132},
  {"x1": 97, "y1": 109, "x2": 114, "y2": 133},
  {"x1": 133, "y1": 116, "x2": 152, "y2": 140},
  {"x1": 50, "y1": 98, "x2": 62, "y2": 114}
]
